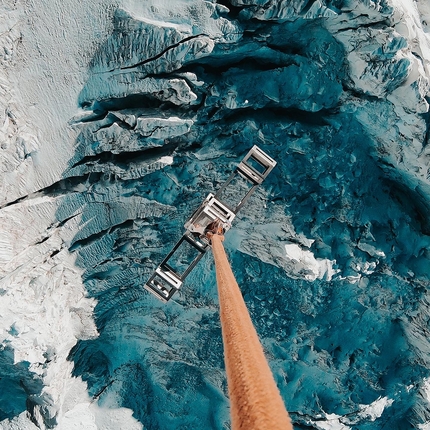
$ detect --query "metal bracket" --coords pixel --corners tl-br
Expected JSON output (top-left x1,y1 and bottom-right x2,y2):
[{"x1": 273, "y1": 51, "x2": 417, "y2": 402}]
[
  {"x1": 143, "y1": 145, "x2": 276, "y2": 302},
  {"x1": 185, "y1": 193, "x2": 236, "y2": 237},
  {"x1": 214, "y1": 146, "x2": 277, "y2": 213},
  {"x1": 237, "y1": 145, "x2": 277, "y2": 184}
]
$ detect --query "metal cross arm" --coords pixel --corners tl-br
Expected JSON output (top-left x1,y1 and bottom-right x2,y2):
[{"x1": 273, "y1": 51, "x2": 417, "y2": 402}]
[{"x1": 143, "y1": 145, "x2": 277, "y2": 302}]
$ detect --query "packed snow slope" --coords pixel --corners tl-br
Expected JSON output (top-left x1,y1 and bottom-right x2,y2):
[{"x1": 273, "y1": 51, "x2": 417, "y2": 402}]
[{"x1": 1, "y1": 0, "x2": 430, "y2": 428}]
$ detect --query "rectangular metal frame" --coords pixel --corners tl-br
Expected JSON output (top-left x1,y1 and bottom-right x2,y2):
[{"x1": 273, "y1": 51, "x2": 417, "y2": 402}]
[
  {"x1": 161, "y1": 233, "x2": 209, "y2": 280},
  {"x1": 237, "y1": 145, "x2": 277, "y2": 184},
  {"x1": 144, "y1": 267, "x2": 183, "y2": 302},
  {"x1": 143, "y1": 232, "x2": 209, "y2": 302},
  {"x1": 184, "y1": 193, "x2": 236, "y2": 235},
  {"x1": 214, "y1": 146, "x2": 277, "y2": 213},
  {"x1": 144, "y1": 145, "x2": 277, "y2": 302}
]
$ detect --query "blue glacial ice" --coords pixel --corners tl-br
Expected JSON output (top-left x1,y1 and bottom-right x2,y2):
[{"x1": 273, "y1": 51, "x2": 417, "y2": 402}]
[{"x1": 1, "y1": 0, "x2": 430, "y2": 429}]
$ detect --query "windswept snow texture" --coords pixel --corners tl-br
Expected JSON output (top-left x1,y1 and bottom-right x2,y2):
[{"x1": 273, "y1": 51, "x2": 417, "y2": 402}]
[{"x1": 1, "y1": 0, "x2": 430, "y2": 428}]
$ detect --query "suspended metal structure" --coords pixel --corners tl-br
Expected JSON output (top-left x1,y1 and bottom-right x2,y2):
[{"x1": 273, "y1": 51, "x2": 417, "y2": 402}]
[{"x1": 144, "y1": 145, "x2": 277, "y2": 302}]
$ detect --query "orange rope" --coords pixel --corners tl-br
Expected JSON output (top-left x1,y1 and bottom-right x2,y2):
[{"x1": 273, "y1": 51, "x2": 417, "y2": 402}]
[{"x1": 211, "y1": 234, "x2": 293, "y2": 430}]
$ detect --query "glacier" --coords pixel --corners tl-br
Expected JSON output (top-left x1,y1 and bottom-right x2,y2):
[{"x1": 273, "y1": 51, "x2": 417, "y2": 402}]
[{"x1": 1, "y1": 0, "x2": 430, "y2": 428}]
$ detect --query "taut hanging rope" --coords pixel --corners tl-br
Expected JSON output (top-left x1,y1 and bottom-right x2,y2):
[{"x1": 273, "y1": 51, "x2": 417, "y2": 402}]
[{"x1": 211, "y1": 234, "x2": 293, "y2": 430}]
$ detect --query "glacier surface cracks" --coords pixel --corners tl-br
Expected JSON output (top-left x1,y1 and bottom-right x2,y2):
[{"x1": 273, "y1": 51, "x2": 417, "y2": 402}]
[{"x1": 1, "y1": 0, "x2": 430, "y2": 428}]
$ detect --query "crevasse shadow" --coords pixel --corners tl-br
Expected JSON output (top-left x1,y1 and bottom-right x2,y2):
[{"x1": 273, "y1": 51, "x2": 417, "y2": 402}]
[{"x1": 0, "y1": 345, "x2": 47, "y2": 423}]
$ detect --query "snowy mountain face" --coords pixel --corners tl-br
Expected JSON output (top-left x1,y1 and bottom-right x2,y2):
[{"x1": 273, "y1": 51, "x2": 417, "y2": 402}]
[{"x1": 1, "y1": 0, "x2": 430, "y2": 428}]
